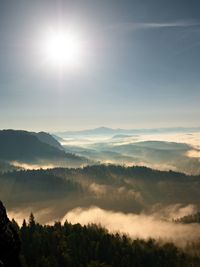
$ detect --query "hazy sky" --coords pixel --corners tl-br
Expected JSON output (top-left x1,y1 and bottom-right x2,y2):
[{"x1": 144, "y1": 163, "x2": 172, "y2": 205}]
[{"x1": 0, "y1": 0, "x2": 200, "y2": 131}]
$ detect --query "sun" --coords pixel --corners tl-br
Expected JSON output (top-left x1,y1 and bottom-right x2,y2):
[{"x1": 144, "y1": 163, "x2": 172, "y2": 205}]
[{"x1": 42, "y1": 29, "x2": 83, "y2": 68}]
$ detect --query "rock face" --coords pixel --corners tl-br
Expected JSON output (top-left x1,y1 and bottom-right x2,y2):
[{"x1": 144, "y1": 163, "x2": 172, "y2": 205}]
[{"x1": 0, "y1": 201, "x2": 21, "y2": 267}]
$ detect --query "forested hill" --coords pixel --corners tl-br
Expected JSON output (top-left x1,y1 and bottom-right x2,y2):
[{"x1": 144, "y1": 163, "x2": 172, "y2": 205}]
[
  {"x1": 0, "y1": 130, "x2": 85, "y2": 163},
  {"x1": 0, "y1": 199, "x2": 199, "y2": 267},
  {"x1": 31, "y1": 131, "x2": 64, "y2": 151},
  {"x1": 2, "y1": 165, "x2": 200, "y2": 223},
  {"x1": 14, "y1": 215, "x2": 199, "y2": 267}
]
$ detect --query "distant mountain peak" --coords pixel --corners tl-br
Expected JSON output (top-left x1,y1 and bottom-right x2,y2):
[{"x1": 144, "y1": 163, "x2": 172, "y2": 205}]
[{"x1": 55, "y1": 126, "x2": 200, "y2": 138}]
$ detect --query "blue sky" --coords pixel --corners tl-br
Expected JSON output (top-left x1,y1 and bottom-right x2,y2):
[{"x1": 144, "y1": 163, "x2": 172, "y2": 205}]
[{"x1": 0, "y1": 0, "x2": 200, "y2": 131}]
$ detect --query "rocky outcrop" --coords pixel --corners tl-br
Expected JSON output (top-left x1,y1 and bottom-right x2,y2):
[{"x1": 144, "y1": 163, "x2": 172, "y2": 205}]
[{"x1": 0, "y1": 201, "x2": 21, "y2": 267}]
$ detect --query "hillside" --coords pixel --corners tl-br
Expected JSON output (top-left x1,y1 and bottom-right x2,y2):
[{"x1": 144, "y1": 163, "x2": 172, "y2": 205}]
[
  {"x1": 0, "y1": 130, "x2": 87, "y2": 165},
  {"x1": 16, "y1": 215, "x2": 198, "y2": 267},
  {"x1": 31, "y1": 131, "x2": 64, "y2": 150},
  {"x1": 0, "y1": 199, "x2": 198, "y2": 267},
  {"x1": 2, "y1": 165, "x2": 200, "y2": 224}
]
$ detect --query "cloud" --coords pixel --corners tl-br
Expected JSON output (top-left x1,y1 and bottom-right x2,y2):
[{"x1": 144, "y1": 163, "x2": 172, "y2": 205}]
[
  {"x1": 8, "y1": 207, "x2": 53, "y2": 226},
  {"x1": 109, "y1": 20, "x2": 200, "y2": 32},
  {"x1": 62, "y1": 206, "x2": 200, "y2": 246},
  {"x1": 117, "y1": 186, "x2": 144, "y2": 203},
  {"x1": 186, "y1": 150, "x2": 200, "y2": 158},
  {"x1": 11, "y1": 161, "x2": 56, "y2": 170},
  {"x1": 149, "y1": 203, "x2": 198, "y2": 220},
  {"x1": 89, "y1": 183, "x2": 107, "y2": 196},
  {"x1": 8, "y1": 202, "x2": 199, "y2": 246}
]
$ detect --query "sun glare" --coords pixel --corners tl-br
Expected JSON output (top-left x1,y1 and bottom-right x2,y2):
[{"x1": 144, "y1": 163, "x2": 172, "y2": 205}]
[{"x1": 42, "y1": 29, "x2": 83, "y2": 68}]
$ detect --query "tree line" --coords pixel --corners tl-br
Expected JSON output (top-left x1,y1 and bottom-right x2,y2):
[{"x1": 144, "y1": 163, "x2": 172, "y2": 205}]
[{"x1": 10, "y1": 214, "x2": 200, "y2": 267}]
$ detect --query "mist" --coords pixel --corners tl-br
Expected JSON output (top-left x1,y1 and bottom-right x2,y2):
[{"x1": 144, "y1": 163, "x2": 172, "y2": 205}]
[
  {"x1": 62, "y1": 206, "x2": 200, "y2": 246},
  {"x1": 60, "y1": 131, "x2": 200, "y2": 175}
]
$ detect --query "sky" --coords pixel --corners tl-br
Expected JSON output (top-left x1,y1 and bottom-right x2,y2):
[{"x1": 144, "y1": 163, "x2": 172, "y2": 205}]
[{"x1": 0, "y1": 0, "x2": 200, "y2": 131}]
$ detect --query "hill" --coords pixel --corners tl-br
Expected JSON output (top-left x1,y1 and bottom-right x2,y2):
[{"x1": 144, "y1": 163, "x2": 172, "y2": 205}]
[
  {"x1": 31, "y1": 131, "x2": 64, "y2": 150},
  {"x1": 2, "y1": 165, "x2": 200, "y2": 223},
  {"x1": 16, "y1": 214, "x2": 197, "y2": 267},
  {"x1": 56, "y1": 127, "x2": 128, "y2": 136},
  {"x1": 0, "y1": 130, "x2": 87, "y2": 166},
  {"x1": 55, "y1": 126, "x2": 200, "y2": 138}
]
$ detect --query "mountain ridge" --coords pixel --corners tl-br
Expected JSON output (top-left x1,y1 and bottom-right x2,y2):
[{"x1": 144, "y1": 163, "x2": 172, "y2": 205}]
[{"x1": 55, "y1": 126, "x2": 200, "y2": 137}]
